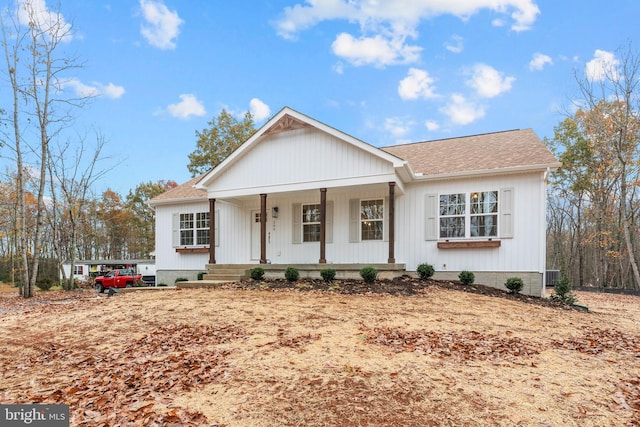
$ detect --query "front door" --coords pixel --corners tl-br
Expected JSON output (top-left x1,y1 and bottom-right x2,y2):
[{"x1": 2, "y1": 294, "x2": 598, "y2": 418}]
[{"x1": 251, "y1": 210, "x2": 261, "y2": 260}]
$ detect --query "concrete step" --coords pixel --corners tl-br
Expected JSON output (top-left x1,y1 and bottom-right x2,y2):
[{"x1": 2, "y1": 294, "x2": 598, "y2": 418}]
[{"x1": 203, "y1": 274, "x2": 244, "y2": 281}]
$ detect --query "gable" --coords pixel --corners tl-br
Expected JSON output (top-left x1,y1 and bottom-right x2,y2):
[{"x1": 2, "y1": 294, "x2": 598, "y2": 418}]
[
  {"x1": 197, "y1": 107, "x2": 407, "y2": 197},
  {"x1": 209, "y1": 125, "x2": 395, "y2": 193}
]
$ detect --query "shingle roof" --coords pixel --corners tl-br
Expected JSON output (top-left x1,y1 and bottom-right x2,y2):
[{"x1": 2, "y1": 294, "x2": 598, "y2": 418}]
[
  {"x1": 151, "y1": 129, "x2": 558, "y2": 203},
  {"x1": 149, "y1": 174, "x2": 207, "y2": 204},
  {"x1": 381, "y1": 128, "x2": 558, "y2": 176}
]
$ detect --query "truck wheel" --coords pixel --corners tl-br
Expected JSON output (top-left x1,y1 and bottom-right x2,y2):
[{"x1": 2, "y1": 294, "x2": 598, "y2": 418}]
[
  {"x1": 97, "y1": 283, "x2": 104, "y2": 293},
  {"x1": 126, "y1": 282, "x2": 132, "y2": 288}
]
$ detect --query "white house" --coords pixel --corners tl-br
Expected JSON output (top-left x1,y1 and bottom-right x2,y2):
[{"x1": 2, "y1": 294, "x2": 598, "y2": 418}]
[{"x1": 149, "y1": 107, "x2": 560, "y2": 296}]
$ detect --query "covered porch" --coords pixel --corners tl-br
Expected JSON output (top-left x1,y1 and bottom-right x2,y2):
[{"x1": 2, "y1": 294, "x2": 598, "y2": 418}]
[{"x1": 205, "y1": 181, "x2": 402, "y2": 268}]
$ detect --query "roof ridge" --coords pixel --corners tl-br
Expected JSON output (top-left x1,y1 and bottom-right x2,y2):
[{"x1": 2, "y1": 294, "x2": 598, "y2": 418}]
[{"x1": 382, "y1": 128, "x2": 527, "y2": 149}]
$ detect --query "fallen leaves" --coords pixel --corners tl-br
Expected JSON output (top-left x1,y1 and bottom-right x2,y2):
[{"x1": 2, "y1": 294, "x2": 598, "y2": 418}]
[
  {"x1": 363, "y1": 327, "x2": 542, "y2": 362},
  {"x1": 6, "y1": 323, "x2": 245, "y2": 425},
  {"x1": 2, "y1": 287, "x2": 640, "y2": 426},
  {"x1": 551, "y1": 326, "x2": 640, "y2": 354}
]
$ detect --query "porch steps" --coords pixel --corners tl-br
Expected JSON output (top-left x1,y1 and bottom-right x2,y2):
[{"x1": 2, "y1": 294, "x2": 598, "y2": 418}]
[{"x1": 202, "y1": 266, "x2": 250, "y2": 282}]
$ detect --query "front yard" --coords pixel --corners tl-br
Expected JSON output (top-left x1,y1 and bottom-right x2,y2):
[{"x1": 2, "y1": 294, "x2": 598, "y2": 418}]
[{"x1": 0, "y1": 280, "x2": 638, "y2": 426}]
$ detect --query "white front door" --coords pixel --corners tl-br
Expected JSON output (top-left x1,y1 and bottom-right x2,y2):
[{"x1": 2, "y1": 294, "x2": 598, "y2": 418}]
[{"x1": 251, "y1": 210, "x2": 261, "y2": 260}]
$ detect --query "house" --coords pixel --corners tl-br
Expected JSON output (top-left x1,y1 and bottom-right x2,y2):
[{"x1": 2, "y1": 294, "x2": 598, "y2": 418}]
[{"x1": 149, "y1": 107, "x2": 560, "y2": 296}]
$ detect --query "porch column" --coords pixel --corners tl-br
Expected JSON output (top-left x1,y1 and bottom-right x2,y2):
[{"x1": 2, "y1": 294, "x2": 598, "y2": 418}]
[
  {"x1": 260, "y1": 194, "x2": 267, "y2": 264},
  {"x1": 388, "y1": 182, "x2": 396, "y2": 264},
  {"x1": 208, "y1": 198, "x2": 216, "y2": 264},
  {"x1": 319, "y1": 188, "x2": 327, "y2": 264}
]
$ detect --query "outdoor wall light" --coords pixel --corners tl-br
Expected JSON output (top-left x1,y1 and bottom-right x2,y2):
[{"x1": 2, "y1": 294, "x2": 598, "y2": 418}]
[{"x1": 272, "y1": 207, "x2": 279, "y2": 218}]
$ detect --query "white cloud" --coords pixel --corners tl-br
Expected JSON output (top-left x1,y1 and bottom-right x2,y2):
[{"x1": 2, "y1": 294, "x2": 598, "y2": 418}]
[
  {"x1": 249, "y1": 98, "x2": 271, "y2": 122},
  {"x1": 444, "y1": 34, "x2": 463, "y2": 53},
  {"x1": 332, "y1": 61, "x2": 344, "y2": 74},
  {"x1": 384, "y1": 117, "x2": 414, "y2": 138},
  {"x1": 59, "y1": 78, "x2": 125, "y2": 99},
  {"x1": 59, "y1": 78, "x2": 99, "y2": 97},
  {"x1": 585, "y1": 49, "x2": 619, "y2": 82},
  {"x1": 441, "y1": 94, "x2": 485, "y2": 125},
  {"x1": 331, "y1": 33, "x2": 421, "y2": 67},
  {"x1": 529, "y1": 53, "x2": 553, "y2": 71},
  {"x1": 425, "y1": 120, "x2": 440, "y2": 131},
  {"x1": 17, "y1": 0, "x2": 72, "y2": 42},
  {"x1": 101, "y1": 83, "x2": 126, "y2": 99},
  {"x1": 398, "y1": 68, "x2": 437, "y2": 100},
  {"x1": 275, "y1": 0, "x2": 539, "y2": 40},
  {"x1": 139, "y1": 0, "x2": 183, "y2": 50},
  {"x1": 466, "y1": 63, "x2": 515, "y2": 98},
  {"x1": 166, "y1": 94, "x2": 206, "y2": 119}
]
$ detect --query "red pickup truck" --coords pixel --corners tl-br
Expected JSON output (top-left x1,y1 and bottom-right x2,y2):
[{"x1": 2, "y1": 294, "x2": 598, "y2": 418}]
[{"x1": 95, "y1": 269, "x2": 143, "y2": 293}]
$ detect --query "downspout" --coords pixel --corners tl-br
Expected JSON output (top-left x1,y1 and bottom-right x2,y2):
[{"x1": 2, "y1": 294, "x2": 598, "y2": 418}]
[{"x1": 541, "y1": 167, "x2": 550, "y2": 297}]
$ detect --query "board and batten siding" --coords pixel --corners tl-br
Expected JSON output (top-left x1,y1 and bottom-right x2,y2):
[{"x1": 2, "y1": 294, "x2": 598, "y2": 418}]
[
  {"x1": 394, "y1": 171, "x2": 547, "y2": 274},
  {"x1": 209, "y1": 128, "x2": 395, "y2": 193}
]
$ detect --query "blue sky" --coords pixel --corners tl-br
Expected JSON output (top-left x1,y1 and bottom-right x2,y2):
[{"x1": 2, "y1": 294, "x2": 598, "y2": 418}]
[{"x1": 4, "y1": 0, "x2": 639, "y2": 195}]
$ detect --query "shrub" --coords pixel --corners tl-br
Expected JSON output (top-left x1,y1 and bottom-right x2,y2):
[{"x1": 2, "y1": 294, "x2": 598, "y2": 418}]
[
  {"x1": 197, "y1": 271, "x2": 206, "y2": 280},
  {"x1": 417, "y1": 263, "x2": 435, "y2": 280},
  {"x1": 285, "y1": 267, "x2": 299, "y2": 282},
  {"x1": 320, "y1": 268, "x2": 336, "y2": 283},
  {"x1": 175, "y1": 277, "x2": 188, "y2": 283},
  {"x1": 250, "y1": 267, "x2": 265, "y2": 280},
  {"x1": 505, "y1": 277, "x2": 524, "y2": 294},
  {"x1": 36, "y1": 278, "x2": 54, "y2": 291},
  {"x1": 459, "y1": 270, "x2": 475, "y2": 285},
  {"x1": 550, "y1": 275, "x2": 577, "y2": 305},
  {"x1": 360, "y1": 266, "x2": 378, "y2": 283}
]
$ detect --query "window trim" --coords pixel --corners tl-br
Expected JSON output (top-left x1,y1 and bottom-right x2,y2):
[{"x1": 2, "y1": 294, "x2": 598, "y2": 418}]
[
  {"x1": 360, "y1": 198, "x2": 385, "y2": 241},
  {"x1": 173, "y1": 210, "x2": 210, "y2": 248},
  {"x1": 437, "y1": 191, "x2": 499, "y2": 240},
  {"x1": 302, "y1": 203, "x2": 321, "y2": 242},
  {"x1": 292, "y1": 201, "x2": 333, "y2": 244}
]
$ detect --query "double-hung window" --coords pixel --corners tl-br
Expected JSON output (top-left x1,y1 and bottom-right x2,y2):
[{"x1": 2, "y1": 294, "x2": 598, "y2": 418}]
[
  {"x1": 361, "y1": 199, "x2": 384, "y2": 241},
  {"x1": 438, "y1": 191, "x2": 498, "y2": 239},
  {"x1": 302, "y1": 204, "x2": 321, "y2": 242},
  {"x1": 439, "y1": 193, "x2": 465, "y2": 238},
  {"x1": 470, "y1": 191, "x2": 498, "y2": 237},
  {"x1": 195, "y1": 212, "x2": 210, "y2": 245},
  {"x1": 178, "y1": 212, "x2": 209, "y2": 246}
]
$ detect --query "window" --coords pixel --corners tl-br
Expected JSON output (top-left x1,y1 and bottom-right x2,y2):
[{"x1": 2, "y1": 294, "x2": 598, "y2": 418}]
[
  {"x1": 293, "y1": 202, "x2": 333, "y2": 244},
  {"x1": 439, "y1": 193, "x2": 465, "y2": 238},
  {"x1": 470, "y1": 191, "x2": 498, "y2": 237},
  {"x1": 302, "y1": 204, "x2": 321, "y2": 242},
  {"x1": 73, "y1": 265, "x2": 84, "y2": 275},
  {"x1": 196, "y1": 212, "x2": 210, "y2": 245},
  {"x1": 439, "y1": 191, "x2": 498, "y2": 238},
  {"x1": 361, "y1": 199, "x2": 384, "y2": 240},
  {"x1": 179, "y1": 212, "x2": 209, "y2": 246}
]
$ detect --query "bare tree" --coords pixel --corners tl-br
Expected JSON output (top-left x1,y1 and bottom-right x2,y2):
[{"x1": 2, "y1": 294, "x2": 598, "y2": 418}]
[
  {"x1": 1, "y1": 0, "x2": 90, "y2": 296},
  {"x1": 47, "y1": 131, "x2": 109, "y2": 290}
]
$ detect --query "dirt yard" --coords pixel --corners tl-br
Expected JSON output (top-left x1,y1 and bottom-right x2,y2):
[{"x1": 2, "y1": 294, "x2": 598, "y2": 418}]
[{"x1": 0, "y1": 279, "x2": 639, "y2": 426}]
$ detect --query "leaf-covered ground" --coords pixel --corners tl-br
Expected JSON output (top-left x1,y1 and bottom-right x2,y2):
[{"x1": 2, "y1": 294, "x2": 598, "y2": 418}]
[{"x1": 0, "y1": 279, "x2": 638, "y2": 426}]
